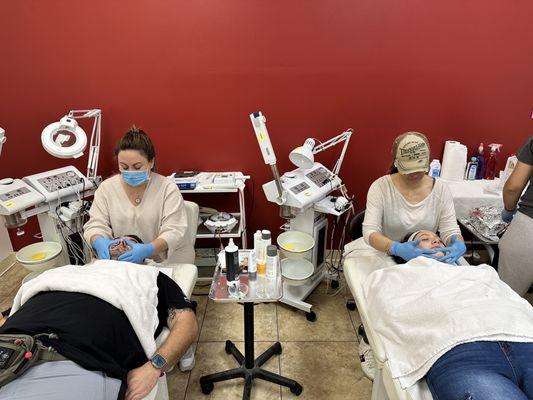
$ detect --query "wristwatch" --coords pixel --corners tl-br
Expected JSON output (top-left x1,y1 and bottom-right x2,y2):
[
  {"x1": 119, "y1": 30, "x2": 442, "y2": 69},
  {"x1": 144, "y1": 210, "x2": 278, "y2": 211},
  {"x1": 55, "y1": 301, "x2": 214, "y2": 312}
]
[{"x1": 150, "y1": 353, "x2": 167, "y2": 371}]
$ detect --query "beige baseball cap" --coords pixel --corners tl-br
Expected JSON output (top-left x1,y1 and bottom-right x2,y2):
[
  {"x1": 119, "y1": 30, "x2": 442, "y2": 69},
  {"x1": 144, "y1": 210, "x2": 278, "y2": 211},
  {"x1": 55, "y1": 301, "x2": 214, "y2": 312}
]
[{"x1": 394, "y1": 133, "x2": 430, "y2": 174}]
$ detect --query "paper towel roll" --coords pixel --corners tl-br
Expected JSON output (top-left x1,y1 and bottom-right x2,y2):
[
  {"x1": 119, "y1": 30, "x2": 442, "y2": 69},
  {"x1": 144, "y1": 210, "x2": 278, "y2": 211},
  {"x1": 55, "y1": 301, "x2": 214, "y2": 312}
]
[{"x1": 440, "y1": 141, "x2": 467, "y2": 181}]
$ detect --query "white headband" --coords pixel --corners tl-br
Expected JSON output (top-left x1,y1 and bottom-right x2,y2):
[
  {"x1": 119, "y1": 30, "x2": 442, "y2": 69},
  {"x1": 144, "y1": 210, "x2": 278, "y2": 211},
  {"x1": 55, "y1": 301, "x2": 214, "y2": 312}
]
[{"x1": 408, "y1": 231, "x2": 422, "y2": 242}]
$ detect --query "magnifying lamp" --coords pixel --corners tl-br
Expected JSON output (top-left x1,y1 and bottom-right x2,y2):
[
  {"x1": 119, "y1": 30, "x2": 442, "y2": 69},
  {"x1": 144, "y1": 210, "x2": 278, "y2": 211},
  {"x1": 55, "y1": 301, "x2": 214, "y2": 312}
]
[
  {"x1": 41, "y1": 109, "x2": 102, "y2": 182},
  {"x1": 41, "y1": 116, "x2": 87, "y2": 159}
]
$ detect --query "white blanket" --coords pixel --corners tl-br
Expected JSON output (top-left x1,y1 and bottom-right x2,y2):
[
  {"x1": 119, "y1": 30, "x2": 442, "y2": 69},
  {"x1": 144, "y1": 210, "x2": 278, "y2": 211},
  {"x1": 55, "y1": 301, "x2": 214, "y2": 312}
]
[
  {"x1": 364, "y1": 256, "x2": 533, "y2": 388},
  {"x1": 10, "y1": 260, "x2": 162, "y2": 399}
]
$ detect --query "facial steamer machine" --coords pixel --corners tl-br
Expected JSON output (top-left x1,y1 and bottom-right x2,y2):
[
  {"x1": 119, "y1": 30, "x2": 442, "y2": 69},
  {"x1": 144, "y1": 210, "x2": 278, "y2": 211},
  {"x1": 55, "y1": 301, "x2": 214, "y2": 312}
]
[{"x1": 250, "y1": 112, "x2": 353, "y2": 320}]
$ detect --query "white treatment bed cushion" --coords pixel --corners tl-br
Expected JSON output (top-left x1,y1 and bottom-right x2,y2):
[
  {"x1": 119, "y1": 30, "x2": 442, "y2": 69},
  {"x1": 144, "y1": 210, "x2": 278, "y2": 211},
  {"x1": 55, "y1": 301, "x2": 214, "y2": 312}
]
[{"x1": 344, "y1": 255, "x2": 433, "y2": 400}]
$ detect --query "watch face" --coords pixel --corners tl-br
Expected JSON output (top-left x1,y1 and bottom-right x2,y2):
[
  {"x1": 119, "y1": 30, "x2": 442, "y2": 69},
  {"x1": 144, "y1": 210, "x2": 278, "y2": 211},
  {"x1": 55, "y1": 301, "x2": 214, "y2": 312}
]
[{"x1": 151, "y1": 354, "x2": 166, "y2": 369}]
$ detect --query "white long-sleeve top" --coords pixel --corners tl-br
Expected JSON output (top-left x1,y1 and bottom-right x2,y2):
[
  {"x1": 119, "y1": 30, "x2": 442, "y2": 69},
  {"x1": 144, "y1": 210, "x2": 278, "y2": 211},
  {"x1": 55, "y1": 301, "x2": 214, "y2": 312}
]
[
  {"x1": 84, "y1": 173, "x2": 188, "y2": 262},
  {"x1": 362, "y1": 175, "x2": 461, "y2": 245}
]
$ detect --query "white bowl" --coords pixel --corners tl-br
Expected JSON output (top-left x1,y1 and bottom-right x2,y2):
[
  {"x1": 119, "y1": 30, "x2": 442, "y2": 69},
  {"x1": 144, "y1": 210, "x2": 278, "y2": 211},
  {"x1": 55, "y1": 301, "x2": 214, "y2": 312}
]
[
  {"x1": 16, "y1": 242, "x2": 63, "y2": 272},
  {"x1": 281, "y1": 258, "x2": 314, "y2": 286},
  {"x1": 277, "y1": 231, "x2": 315, "y2": 259}
]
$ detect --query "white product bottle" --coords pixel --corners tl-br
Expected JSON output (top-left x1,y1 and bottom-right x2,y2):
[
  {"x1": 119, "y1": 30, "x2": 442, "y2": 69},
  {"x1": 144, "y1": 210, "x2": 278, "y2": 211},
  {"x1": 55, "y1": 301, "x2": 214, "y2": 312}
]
[
  {"x1": 429, "y1": 159, "x2": 441, "y2": 177},
  {"x1": 248, "y1": 252, "x2": 257, "y2": 281},
  {"x1": 253, "y1": 230, "x2": 262, "y2": 264},
  {"x1": 266, "y1": 245, "x2": 279, "y2": 279},
  {"x1": 257, "y1": 230, "x2": 271, "y2": 275}
]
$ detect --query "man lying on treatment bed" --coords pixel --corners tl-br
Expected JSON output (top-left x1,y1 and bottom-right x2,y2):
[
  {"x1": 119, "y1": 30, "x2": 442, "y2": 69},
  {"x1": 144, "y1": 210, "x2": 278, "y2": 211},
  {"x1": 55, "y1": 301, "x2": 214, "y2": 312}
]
[
  {"x1": 0, "y1": 239, "x2": 199, "y2": 400},
  {"x1": 364, "y1": 230, "x2": 533, "y2": 400}
]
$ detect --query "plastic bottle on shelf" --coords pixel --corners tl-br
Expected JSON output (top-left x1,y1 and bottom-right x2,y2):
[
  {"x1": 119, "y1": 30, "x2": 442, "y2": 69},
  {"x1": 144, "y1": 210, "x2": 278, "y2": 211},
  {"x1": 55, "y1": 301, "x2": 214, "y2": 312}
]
[
  {"x1": 250, "y1": 230, "x2": 262, "y2": 280},
  {"x1": 484, "y1": 143, "x2": 502, "y2": 180},
  {"x1": 257, "y1": 230, "x2": 271, "y2": 275},
  {"x1": 224, "y1": 239, "x2": 239, "y2": 285},
  {"x1": 428, "y1": 159, "x2": 441, "y2": 177},
  {"x1": 474, "y1": 143, "x2": 485, "y2": 180},
  {"x1": 464, "y1": 157, "x2": 478, "y2": 180},
  {"x1": 266, "y1": 245, "x2": 279, "y2": 279}
]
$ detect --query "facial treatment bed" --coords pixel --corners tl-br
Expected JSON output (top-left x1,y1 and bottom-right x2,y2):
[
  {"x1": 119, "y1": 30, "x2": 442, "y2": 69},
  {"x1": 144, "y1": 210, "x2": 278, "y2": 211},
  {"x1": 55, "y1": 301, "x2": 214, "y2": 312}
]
[{"x1": 344, "y1": 254, "x2": 434, "y2": 400}]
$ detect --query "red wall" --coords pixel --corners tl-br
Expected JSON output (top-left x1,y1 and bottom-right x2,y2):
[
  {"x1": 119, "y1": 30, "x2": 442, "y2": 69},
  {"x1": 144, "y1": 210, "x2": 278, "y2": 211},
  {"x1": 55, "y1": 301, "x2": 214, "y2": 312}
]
[{"x1": 1, "y1": 1, "x2": 532, "y2": 249}]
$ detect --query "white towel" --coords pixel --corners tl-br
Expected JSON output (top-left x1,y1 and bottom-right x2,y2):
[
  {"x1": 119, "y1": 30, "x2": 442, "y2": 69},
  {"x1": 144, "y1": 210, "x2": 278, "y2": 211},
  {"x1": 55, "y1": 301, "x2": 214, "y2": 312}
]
[
  {"x1": 364, "y1": 256, "x2": 533, "y2": 388},
  {"x1": 10, "y1": 260, "x2": 161, "y2": 399}
]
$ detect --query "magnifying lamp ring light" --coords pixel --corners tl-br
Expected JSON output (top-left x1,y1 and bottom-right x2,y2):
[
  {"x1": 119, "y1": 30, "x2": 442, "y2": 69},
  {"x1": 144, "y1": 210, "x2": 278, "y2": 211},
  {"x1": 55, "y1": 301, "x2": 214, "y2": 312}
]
[{"x1": 41, "y1": 116, "x2": 87, "y2": 159}]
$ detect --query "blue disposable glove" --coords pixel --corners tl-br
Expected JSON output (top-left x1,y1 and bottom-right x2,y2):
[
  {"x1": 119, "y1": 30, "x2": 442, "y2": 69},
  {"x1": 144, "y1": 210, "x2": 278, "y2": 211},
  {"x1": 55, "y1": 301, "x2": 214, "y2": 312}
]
[
  {"x1": 501, "y1": 208, "x2": 517, "y2": 224},
  {"x1": 117, "y1": 240, "x2": 155, "y2": 264},
  {"x1": 92, "y1": 237, "x2": 119, "y2": 260},
  {"x1": 436, "y1": 235, "x2": 467, "y2": 264},
  {"x1": 390, "y1": 240, "x2": 439, "y2": 262}
]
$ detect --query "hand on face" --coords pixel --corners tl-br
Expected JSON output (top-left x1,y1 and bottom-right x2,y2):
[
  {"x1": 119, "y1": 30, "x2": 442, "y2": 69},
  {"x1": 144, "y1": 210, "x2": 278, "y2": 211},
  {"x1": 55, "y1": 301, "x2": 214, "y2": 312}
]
[
  {"x1": 109, "y1": 238, "x2": 134, "y2": 260},
  {"x1": 414, "y1": 231, "x2": 445, "y2": 259}
]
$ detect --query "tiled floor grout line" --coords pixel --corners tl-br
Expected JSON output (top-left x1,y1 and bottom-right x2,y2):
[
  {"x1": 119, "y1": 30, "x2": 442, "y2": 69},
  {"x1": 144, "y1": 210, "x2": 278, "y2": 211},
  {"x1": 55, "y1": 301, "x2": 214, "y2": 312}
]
[{"x1": 183, "y1": 294, "x2": 209, "y2": 400}]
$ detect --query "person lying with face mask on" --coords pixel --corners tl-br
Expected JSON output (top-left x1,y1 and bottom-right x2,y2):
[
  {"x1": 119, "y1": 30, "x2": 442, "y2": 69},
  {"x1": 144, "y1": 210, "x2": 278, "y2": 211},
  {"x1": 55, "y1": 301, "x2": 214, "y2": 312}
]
[
  {"x1": 363, "y1": 231, "x2": 533, "y2": 400},
  {"x1": 390, "y1": 230, "x2": 448, "y2": 264},
  {"x1": 108, "y1": 235, "x2": 144, "y2": 262}
]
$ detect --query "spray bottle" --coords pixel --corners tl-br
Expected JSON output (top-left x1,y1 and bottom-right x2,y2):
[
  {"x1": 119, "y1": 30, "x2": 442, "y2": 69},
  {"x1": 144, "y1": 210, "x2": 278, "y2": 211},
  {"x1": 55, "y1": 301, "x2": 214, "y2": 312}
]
[
  {"x1": 484, "y1": 144, "x2": 502, "y2": 180},
  {"x1": 474, "y1": 143, "x2": 485, "y2": 180}
]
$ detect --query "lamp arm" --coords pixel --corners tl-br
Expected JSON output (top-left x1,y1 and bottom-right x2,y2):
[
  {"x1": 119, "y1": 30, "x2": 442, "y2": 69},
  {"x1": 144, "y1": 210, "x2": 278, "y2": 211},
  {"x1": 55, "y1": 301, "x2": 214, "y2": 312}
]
[
  {"x1": 67, "y1": 109, "x2": 102, "y2": 182},
  {"x1": 312, "y1": 129, "x2": 352, "y2": 154},
  {"x1": 312, "y1": 129, "x2": 353, "y2": 176},
  {"x1": 86, "y1": 113, "x2": 101, "y2": 182}
]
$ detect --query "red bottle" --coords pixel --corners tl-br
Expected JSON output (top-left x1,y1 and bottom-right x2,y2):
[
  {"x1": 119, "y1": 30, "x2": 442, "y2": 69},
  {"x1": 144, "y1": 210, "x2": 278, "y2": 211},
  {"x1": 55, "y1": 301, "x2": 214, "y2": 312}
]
[{"x1": 484, "y1": 143, "x2": 502, "y2": 180}]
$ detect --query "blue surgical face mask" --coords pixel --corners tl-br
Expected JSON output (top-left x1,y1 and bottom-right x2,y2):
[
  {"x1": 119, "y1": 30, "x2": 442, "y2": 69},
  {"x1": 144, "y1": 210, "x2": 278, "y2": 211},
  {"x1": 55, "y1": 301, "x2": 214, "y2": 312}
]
[{"x1": 121, "y1": 169, "x2": 150, "y2": 187}]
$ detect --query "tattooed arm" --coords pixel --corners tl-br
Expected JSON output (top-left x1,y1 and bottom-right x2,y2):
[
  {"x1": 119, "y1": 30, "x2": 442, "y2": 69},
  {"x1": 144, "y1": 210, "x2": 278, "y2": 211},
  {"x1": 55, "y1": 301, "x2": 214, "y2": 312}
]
[
  {"x1": 125, "y1": 307, "x2": 198, "y2": 400},
  {"x1": 157, "y1": 307, "x2": 198, "y2": 369}
]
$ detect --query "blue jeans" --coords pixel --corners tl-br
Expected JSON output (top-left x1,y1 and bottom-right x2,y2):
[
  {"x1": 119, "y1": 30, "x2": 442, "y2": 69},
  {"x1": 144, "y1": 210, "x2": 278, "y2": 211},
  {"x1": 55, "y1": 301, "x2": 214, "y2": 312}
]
[{"x1": 426, "y1": 341, "x2": 533, "y2": 400}]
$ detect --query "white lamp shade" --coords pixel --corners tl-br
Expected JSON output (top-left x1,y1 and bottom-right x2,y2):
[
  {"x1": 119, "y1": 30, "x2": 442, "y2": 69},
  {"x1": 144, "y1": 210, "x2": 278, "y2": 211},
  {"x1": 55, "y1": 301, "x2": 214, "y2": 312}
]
[
  {"x1": 289, "y1": 138, "x2": 315, "y2": 169},
  {"x1": 41, "y1": 116, "x2": 87, "y2": 159}
]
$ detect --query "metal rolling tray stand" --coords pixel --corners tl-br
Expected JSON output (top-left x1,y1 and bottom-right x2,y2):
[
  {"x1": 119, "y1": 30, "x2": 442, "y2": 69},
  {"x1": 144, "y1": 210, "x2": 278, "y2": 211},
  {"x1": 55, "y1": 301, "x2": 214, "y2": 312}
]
[{"x1": 200, "y1": 250, "x2": 303, "y2": 399}]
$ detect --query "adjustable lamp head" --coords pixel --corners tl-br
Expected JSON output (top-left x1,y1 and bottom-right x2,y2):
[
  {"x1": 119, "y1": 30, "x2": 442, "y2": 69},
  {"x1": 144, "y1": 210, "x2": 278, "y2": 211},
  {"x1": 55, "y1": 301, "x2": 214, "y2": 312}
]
[
  {"x1": 41, "y1": 115, "x2": 87, "y2": 159},
  {"x1": 289, "y1": 138, "x2": 315, "y2": 169}
]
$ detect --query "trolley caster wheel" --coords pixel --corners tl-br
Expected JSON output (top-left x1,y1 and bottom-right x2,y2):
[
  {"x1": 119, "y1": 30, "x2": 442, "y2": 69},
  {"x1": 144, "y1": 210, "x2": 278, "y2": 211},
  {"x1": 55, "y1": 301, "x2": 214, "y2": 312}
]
[
  {"x1": 305, "y1": 311, "x2": 316, "y2": 322},
  {"x1": 290, "y1": 383, "x2": 303, "y2": 395},
  {"x1": 224, "y1": 340, "x2": 233, "y2": 354},
  {"x1": 200, "y1": 380, "x2": 214, "y2": 395},
  {"x1": 331, "y1": 280, "x2": 339, "y2": 289},
  {"x1": 346, "y1": 301, "x2": 356, "y2": 311}
]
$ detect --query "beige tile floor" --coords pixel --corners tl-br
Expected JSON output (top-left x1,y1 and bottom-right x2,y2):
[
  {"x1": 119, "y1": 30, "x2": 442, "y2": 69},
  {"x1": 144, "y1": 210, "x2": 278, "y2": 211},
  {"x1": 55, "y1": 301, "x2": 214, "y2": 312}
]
[{"x1": 2, "y1": 256, "x2": 533, "y2": 400}]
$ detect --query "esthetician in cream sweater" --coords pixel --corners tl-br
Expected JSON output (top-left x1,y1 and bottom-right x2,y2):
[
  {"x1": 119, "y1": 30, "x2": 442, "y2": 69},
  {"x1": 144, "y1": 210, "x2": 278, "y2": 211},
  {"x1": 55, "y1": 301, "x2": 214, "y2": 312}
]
[{"x1": 84, "y1": 127, "x2": 188, "y2": 264}]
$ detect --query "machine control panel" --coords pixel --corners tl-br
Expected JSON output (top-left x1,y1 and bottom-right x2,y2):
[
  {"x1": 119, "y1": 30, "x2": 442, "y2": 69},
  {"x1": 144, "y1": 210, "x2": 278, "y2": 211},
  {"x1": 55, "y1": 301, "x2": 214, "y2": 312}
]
[
  {"x1": 305, "y1": 166, "x2": 332, "y2": 188},
  {"x1": 23, "y1": 166, "x2": 94, "y2": 203},
  {"x1": 289, "y1": 181, "x2": 310, "y2": 194},
  {"x1": 0, "y1": 186, "x2": 31, "y2": 201},
  {"x1": 36, "y1": 170, "x2": 85, "y2": 193},
  {"x1": 0, "y1": 179, "x2": 46, "y2": 215}
]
